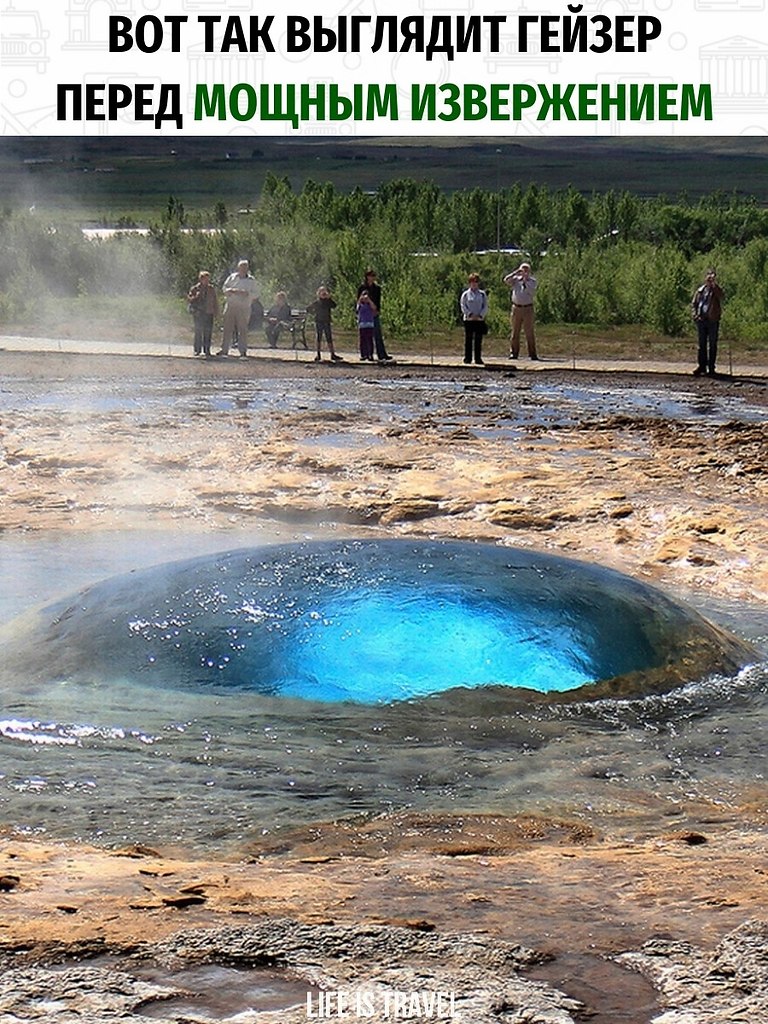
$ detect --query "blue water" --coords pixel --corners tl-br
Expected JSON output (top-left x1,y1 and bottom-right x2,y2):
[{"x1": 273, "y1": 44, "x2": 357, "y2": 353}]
[
  {"x1": 284, "y1": 586, "x2": 595, "y2": 701},
  {"x1": 2, "y1": 372, "x2": 763, "y2": 428},
  {"x1": 2, "y1": 540, "x2": 750, "y2": 705},
  {"x1": 0, "y1": 358, "x2": 766, "y2": 854},
  {"x1": 0, "y1": 536, "x2": 764, "y2": 854}
]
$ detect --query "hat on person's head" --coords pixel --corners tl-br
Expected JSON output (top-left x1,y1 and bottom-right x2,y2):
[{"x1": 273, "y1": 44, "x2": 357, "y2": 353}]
[
  {"x1": 519, "y1": 262, "x2": 531, "y2": 271},
  {"x1": 238, "y1": 259, "x2": 249, "y2": 267},
  {"x1": 364, "y1": 268, "x2": 376, "y2": 277}
]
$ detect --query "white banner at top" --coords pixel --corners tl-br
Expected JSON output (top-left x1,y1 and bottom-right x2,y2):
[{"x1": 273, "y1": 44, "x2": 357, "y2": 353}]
[{"x1": 2, "y1": 0, "x2": 768, "y2": 136}]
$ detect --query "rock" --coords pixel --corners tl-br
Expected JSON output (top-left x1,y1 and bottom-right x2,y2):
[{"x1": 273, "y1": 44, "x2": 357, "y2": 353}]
[
  {"x1": 369, "y1": 917, "x2": 437, "y2": 932},
  {"x1": 379, "y1": 498, "x2": 441, "y2": 524},
  {"x1": 693, "y1": 518, "x2": 727, "y2": 536},
  {"x1": 616, "y1": 919, "x2": 768, "y2": 1024},
  {"x1": 0, "y1": 919, "x2": 583, "y2": 1024},
  {"x1": 613, "y1": 526, "x2": 634, "y2": 545},
  {"x1": 486, "y1": 503, "x2": 553, "y2": 530},
  {"x1": 607, "y1": 503, "x2": 634, "y2": 519},
  {"x1": 112, "y1": 844, "x2": 162, "y2": 859},
  {"x1": 160, "y1": 894, "x2": 208, "y2": 909},
  {"x1": 664, "y1": 831, "x2": 709, "y2": 846}
]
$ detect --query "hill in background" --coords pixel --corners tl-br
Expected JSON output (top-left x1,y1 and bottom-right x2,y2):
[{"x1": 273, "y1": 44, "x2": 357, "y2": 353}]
[{"x1": 3, "y1": 136, "x2": 768, "y2": 221}]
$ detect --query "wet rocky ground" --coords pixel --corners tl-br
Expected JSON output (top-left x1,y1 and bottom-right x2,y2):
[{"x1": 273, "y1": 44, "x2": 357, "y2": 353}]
[
  {"x1": 0, "y1": 895, "x2": 766, "y2": 1023},
  {"x1": 0, "y1": 349, "x2": 767, "y2": 1023},
  {"x1": 1, "y1": 351, "x2": 766, "y2": 606}
]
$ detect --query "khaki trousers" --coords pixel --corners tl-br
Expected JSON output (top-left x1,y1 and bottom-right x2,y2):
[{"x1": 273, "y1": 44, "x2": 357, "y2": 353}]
[
  {"x1": 222, "y1": 303, "x2": 250, "y2": 355},
  {"x1": 510, "y1": 304, "x2": 537, "y2": 358}
]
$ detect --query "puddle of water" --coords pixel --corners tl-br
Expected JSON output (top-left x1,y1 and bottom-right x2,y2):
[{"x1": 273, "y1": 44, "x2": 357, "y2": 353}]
[
  {"x1": 299, "y1": 432, "x2": 380, "y2": 450},
  {"x1": 2, "y1": 368, "x2": 762, "y2": 435},
  {"x1": 53, "y1": 954, "x2": 657, "y2": 1021},
  {"x1": 132, "y1": 963, "x2": 312, "y2": 1018},
  {"x1": 527, "y1": 953, "x2": 659, "y2": 1024},
  {"x1": 53, "y1": 956, "x2": 316, "y2": 1018},
  {"x1": 537, "y1": 382, "x2": 765, "y2": 426}
]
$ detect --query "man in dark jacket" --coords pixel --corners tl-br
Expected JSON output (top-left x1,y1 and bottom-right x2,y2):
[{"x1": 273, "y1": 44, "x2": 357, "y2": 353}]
[{"x1": 691, "y1": 269, "x2": 724, "y2": 377}]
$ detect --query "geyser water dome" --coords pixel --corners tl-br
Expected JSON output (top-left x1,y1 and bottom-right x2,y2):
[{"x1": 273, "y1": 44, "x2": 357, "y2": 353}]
[{"x1": 2, "y1": 540, "x2": 754, "y2": 704}]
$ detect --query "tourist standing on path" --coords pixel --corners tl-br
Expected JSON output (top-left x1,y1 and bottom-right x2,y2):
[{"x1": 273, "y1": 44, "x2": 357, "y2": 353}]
[
  {"x1": 503, "y1": 262, "x2": 539, "y2": 360},
  {"x1": 307, "y1": 286, "x2": 343, "y2": 362},
  {"x1": 219, "y1": 259, "x2": 260, "y2": 357},
  {"x1": 357, "y1": 269, "x2": 395, "y2": 364},
  {"x1": 357, "y1": 291, "x2": 376, "y2": 361},
  {"x1": 691, "y1": 269, "x2": 724, "y2": 377},
  {"x1": 459, "y1": 273, "x2": 488, "y2": 366},
  {"x1": 187, "y1": 270, "x2": 219, "y2": 357}
]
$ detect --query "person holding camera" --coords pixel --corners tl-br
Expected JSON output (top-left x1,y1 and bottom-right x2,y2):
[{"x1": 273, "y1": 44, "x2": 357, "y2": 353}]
[
  {"x1": 356, "y1": 269, "x2": 395, "y2": 364},
  {"x1": 691, "y1": 269, "x2": 724, "y2": 377},
  {"x1": 503, "y1": 262, "x2": 539, "y2": 360},
  {"x1": 356, "y1": 290, "x2": 377, "y2": 361}
]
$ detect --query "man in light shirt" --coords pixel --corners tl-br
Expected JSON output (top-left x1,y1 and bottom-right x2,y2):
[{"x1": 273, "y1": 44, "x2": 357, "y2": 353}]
[
  {"x1": 503, "y1": 262, "x2": 539, "y2": 360},
  {"x1": 219, "y1": 259, "x2": 260, "y2": 357}
]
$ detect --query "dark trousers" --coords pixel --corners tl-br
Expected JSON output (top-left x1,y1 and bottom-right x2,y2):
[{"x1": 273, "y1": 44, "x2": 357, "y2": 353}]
[
  {"x1": 193, "y1": 312, "x2": 214, "y2": 355},
  {"x1": 463, "y1": 322, "x2": 484, "y2": 363},
  {"x1": 315, "y1": 322, "x2": 333, "y2": 349},
  {"x1": 265, "y1": 322, "x2": 282, "y2": 348},
  {"x1": 373, "y1": 315, "x2": 389, "y2": 360},
  {"x1": 697, "y1": 318, "x2": 719, "y2": 373},
  {"x1": 359, "y1": 326, "x2": 375, "y2": 360}
]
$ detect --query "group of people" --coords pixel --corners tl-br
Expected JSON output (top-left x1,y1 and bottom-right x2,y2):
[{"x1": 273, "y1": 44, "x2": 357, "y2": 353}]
[
  {"x1": 461, "y1": 264, "x2": 725, "y2": 375},
  {"x1": 459, "y1": 263, "x2": 538, "y2": 366},
  {"x1": 187, "y1": 262, "x2": 394, "y2": 364},
  {"x1": 189, "y1": 260, "x2": 726, "y2": 376}
]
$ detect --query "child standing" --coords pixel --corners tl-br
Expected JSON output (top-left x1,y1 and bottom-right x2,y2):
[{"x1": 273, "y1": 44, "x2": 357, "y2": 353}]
[
  {"x1": 357, "y1": 291, "x2": 376, "y2": 362},
  {"x1": 307, "y1": 286, "x2": 342, "y2": 362}
]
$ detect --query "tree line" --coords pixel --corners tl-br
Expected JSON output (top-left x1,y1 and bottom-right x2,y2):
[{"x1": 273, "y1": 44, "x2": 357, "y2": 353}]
[{"x1": 2, "y1": 175, "x2": 768, "y2": 342}]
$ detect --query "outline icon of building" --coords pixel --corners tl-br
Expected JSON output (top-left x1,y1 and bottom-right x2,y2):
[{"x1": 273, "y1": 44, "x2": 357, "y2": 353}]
[{"x1": 700, "y1": 35, "x2": 768, "y2": 109}]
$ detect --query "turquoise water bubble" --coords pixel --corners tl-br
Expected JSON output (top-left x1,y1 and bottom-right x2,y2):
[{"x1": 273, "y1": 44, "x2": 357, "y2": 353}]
[{"x1": 2, "y1": 540, "x2": 753, "y2": 705}]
